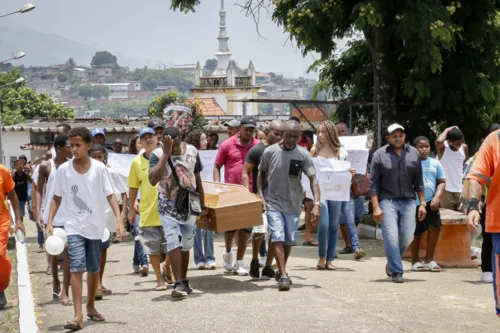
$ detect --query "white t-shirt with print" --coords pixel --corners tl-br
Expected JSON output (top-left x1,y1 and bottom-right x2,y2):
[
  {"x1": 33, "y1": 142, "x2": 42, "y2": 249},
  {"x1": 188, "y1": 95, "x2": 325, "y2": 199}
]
[{"x1": 54, "y1": 158, "x2": 114, "y2": 239}]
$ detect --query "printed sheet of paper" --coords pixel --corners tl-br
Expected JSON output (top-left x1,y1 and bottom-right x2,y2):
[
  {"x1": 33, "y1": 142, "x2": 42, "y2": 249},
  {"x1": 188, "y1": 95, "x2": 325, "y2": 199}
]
[
  {"x1": 301, "y1": 158, "x2": 352, "y2": 201},
  {"x1": 199, "y1": 150, "x2": 224, "y2": 182},
  {"x1": 339, "y1": 136, "x2": 369, "y2": 174}
]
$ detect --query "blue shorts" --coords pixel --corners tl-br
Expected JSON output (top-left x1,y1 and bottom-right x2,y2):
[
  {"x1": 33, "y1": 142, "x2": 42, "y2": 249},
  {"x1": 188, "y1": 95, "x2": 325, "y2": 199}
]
[
  {"x1": 492, "y1": 233, "x2": 500, "y2": 317},
  {"x1": 160, "y1": 215, "x2": 196, "y2": 253},
  {"x1": 67, "y1": 235, "x2": 101, "y2": 274},
  {"x1": 266, "y1": 211, "x2": 301, "y2": 245},
  {"x1": 101, "y1": 239, "x2": 110, "y2": 250},
  {"x1": 19, "y1": 201, "x2": 26, "y2": 217}
]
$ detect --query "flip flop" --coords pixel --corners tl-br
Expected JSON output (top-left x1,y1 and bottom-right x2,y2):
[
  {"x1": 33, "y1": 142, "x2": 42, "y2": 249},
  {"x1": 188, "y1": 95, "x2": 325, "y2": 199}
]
[
  {"x1": 60, "y1": 298, "x2": 73, "y2": 306},
  {"x1": 87, "y1": 313, "x2": 105, "y2": 322},
  {"x1": 64, "y1": 320, "x2": 83, "y2": 331},
  {"x1": 326, "y1": 263, "x2": 337, "y2": 271},
  {"x1": 316, "y1": 262, "x2": 326, "y2": 270},
  {"x1": 98, "y1": 287, "x2": 113, "y2": 295},
  {"x1": 155, "y1": 285, "x2": 167, "y2": 291},
  {"x1": 302, "y1": 241, "x2": 318, "y2": 246}
]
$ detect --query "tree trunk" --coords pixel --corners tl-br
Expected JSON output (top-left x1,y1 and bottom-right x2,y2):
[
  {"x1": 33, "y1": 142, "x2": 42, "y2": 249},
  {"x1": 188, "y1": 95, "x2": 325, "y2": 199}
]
[{"x1": 363, "y1": 28, "x2": 397, "y2": 147}]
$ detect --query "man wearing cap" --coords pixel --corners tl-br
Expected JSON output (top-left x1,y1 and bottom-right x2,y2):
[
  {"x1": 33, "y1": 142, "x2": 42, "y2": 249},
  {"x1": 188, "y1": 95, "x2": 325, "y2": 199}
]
[
  {"x1": 214, "y1": 116, "x2": 259, "y2": 276},
  {"x1": 224, "y1": 118, "x2": 240, "y2": 138},
  {"x1": 147, "y1": 118, "x2": 165, "y2": 143},
  {"x1": 369, "y1": 123, "x2": 426, "y2": 283},
  {"x1": 128, "y1": 128, "x2": 167, "y2": 291},
  {"x1": 92, "y1": 128, "x2": 113, "y2": 164}
]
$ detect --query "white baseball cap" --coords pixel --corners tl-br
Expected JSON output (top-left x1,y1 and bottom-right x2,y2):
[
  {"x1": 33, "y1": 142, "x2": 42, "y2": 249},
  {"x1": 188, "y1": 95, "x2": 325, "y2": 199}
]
[{"x1": 387, "y1": 123, "x2": 405, "y2": 134}]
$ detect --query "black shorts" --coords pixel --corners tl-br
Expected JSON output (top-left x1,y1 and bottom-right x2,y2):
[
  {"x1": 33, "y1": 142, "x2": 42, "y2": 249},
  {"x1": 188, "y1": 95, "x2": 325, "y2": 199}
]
[{"x1": 414, "y1": 202, "x2": 441, "y2": 235}]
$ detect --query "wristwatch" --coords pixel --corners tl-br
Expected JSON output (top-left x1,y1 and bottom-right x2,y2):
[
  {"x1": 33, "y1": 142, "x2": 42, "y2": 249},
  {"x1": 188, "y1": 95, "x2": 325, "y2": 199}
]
[{"x1": 314, "y1": 202, "x2": 322, "y2": 208}]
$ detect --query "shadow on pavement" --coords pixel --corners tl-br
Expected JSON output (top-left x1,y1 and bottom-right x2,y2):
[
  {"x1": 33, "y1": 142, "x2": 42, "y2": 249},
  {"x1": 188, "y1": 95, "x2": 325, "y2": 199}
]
[
  {"x1": 370, "y1": 278, "x2": 427, "y2": 283},
  {"x1": 47, "y1": 319, "x2": 128, "y2": 332}
]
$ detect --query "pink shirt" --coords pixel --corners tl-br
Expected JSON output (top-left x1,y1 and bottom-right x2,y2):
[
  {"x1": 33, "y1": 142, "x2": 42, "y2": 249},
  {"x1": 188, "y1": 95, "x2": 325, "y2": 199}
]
[{"x1": 216, "y1": 135, "x2": 258, "y2": 188}]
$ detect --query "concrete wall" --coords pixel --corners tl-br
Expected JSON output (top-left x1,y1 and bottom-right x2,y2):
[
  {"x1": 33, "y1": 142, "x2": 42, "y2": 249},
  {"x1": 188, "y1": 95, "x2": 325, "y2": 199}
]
[{"x1": 2, "y1": 131, "x2": 31, "y2": 168}]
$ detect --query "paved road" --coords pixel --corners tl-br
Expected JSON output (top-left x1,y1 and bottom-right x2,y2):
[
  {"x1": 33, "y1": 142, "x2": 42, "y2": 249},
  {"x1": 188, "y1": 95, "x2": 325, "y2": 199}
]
[{"x1": 24, "y1": 222, "x2": 498, "y2": 333}]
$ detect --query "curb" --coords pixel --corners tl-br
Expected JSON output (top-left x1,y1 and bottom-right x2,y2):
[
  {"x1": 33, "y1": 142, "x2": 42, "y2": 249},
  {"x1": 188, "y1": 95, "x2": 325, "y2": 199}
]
[{"x1": 16, "y1": 242, "x2": 38, "y2": 333}]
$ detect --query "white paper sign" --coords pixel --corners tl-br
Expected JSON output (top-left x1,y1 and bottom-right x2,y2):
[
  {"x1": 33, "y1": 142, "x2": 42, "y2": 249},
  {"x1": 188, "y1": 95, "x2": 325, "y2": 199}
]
[
  {"x1": 346, "y1": 150, "x2": 369, "y2": 175},
  {"x1": 107, "y1": 153, "x2": 136, "y2": 184},
  {"x1": 301, "y1": 158, "x2": 352, "y2": 201},
  {"x1": 339, "y1": 136, "x2": 369, "y2": 174},
  {"x1": 339, "y1": 135, "x2": 368, "y2": 150},
  {"x1": 199, "y1": 150, "x2": 224, "y2": 182}
]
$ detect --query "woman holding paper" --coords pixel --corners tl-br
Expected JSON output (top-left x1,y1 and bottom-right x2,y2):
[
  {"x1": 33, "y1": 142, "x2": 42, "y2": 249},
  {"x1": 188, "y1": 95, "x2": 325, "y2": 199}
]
[{"x1": 311, "y1": 121, "x2": 364, "y2": 270}]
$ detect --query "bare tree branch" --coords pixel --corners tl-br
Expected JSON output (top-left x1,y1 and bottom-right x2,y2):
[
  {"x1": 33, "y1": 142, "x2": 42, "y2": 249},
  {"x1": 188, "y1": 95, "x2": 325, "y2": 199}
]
[{"x1": 234, "y1": 0, "x2": 272, "y2": 39}]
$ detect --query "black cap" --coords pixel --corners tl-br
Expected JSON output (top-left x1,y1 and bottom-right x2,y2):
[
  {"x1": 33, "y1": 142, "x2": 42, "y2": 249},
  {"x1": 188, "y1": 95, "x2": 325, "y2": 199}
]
[
  {"x1": 147, "y1": 117, "x2": 164, "y2": 130},
  {"x1": 240, "y1": 116, "x2": 257, "y2": 128}
]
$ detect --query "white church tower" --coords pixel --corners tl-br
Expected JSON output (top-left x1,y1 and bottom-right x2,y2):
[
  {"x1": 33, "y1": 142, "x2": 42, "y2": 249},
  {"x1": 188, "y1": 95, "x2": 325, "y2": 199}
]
[{"x1": 191, "y1": 0, "x2": 259, "y2": 116}]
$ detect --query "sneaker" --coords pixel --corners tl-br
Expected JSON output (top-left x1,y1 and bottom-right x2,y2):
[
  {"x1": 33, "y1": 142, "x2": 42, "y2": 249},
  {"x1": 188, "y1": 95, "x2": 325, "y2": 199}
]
[
  {"x1": 354, "y1": 248, "x2": 366, "y2": 260},
  {"x1": 223, "y1": 251, "x2": 234, "y2": 272},
  {"x1": 392, "y1": 273, "x2": 404, "y2": 283},
  {"x1": 259, "y1": 255, "x2": 267, "y2": 267},
  {"x1": 233, "y1": 260, "x2": 249, "y2": 276},
  {"x1": 385, "y1": 264, "x2": 392, "y2": 277},
  {"x1": 196, "y1": 262, "x2": 206, "y2": 270},
  {"x1": 133, "y1": 265, "x2": 140, "y2": 274},
  {"x1": 139, "y1": 264, "x2": 149, "y2": 277},
  {"x1": 206, "y1": 261, "x2": 217, "y2": 270},
  {"x1": 481, "y1": 272, "x2": 493, "y2": 283},
  {"x1": 274, "y1": 271, "x2": 292, "y2": 285},
  {"x1": 250, "y1": 259, "x2": 260, "y2": 280},
  {"x1": 0, "y1": 291, "x2": 6, "y2": 309},
  {"x1": 171, "y1": 281, "x2": 187, "y2": 298},
  {"x1": 340, "y1": 246, "x2": 353, "y2": 254},
  {"x1": 278, "y1": 275, "x2": 291, "y2": 291},
  {"x1": 261, "y1": 266, "x2": 275, "y2": 280},
  {"x1": 182, "y1": 279, "x2": 193, "y2": 294}
]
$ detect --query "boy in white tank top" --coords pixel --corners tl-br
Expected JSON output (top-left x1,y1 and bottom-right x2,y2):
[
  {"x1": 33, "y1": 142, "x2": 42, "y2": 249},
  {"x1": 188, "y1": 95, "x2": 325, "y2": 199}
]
[
  {"x1": 35, "y1": 135, "x2": 73, "y2": 305},
  {"x1": 436, "y1": 126, "x2": 468, "y2": 210}
]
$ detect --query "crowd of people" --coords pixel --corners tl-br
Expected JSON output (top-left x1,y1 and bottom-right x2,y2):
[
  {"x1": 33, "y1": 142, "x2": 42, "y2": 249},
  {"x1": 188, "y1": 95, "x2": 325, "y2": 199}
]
[{"x1": 0, "y1": 114, "x2": 499, "y2": 330}]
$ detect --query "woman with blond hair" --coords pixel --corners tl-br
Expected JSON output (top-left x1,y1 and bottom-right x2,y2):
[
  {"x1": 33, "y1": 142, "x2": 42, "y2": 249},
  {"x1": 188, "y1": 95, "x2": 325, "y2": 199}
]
[{"x1": 311, "y1": 121, "x2": 365, "y2": 270}]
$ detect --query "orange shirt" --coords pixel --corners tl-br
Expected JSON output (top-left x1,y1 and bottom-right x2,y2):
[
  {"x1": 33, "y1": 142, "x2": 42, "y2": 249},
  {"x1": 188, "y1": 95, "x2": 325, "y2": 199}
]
[
  {"x1": 466, "y1": 130, "x2": 500, "y2": 233},
  {"x1": 0, "y1": 165, "x2": 15, "y2": 223}
]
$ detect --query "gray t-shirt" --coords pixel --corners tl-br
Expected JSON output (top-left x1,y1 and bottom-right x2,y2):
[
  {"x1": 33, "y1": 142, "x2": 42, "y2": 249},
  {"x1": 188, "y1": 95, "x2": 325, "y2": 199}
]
[{"x1": 259, "y1": 143, "x2": 316, "y2": 214}]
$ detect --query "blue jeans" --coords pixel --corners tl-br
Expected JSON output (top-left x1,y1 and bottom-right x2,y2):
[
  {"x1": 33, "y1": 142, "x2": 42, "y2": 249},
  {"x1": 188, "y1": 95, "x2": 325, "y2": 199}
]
[
  {"x1": 317, "y1": 200, "x2": 342, "y2": 261},
  {"x1": 379, "y1": 199, "x2": 416, "y2": 275},
  {"x1": 492, "y1": 233, "x2": 500, "y2": 316},
  {"x1": 193, "y1": 227, "x2": 215, "y2": 264},
  {"x1": 340, "y1": 198, "x2": 361, "y2": 250},
  {"x1": 133, "y1": 216, "x2": 148, "y2": 267},
  {"x1": 354, "y1": 196, "x2": 365, "y2": 222}
]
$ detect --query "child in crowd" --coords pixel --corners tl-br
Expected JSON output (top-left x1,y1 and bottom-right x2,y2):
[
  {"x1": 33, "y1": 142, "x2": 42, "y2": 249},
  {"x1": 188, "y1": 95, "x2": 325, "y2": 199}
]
[{"x1": 47, "y1": 127, "x2": 125, "y2": 330}]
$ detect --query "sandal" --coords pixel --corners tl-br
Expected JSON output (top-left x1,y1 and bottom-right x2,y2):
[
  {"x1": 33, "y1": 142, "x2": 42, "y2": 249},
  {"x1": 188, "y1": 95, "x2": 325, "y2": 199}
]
[
  {"x1": 303, "y1": 241, "x2": 318, "y2": 246},
  {"x1": 60, "y1": 298, "x2": 73, "y2": 306},
  {"x1": 422, "y1": 261, "x2": 441, "y2": 272},
  {"x1": 64, "y1": 320, "x2": 83, "y2": 331},
  {"x1": 87, "y1": 313, "x2": 105, "y2": 322},
  {"x1": 46, "y1": 267, "x2": 51, "y2": 275},
  {"x1": 155, "y1": 285, "x2": 167, "y2": 291},
  {"x1": 94, "y1": 290, "x2": 103, "y2": 301},
  {"x1": 316, "y1": 261, "x2": 326, "y2": 270},
  {"x1": 411, "y1": 262, "x2": 425, "y2": 272},
  {"x1": 326, "y1": 262, "x2": 336, "y2": 270},
  {"x1": 99, "y1": 287, "x2": 112, "y2": 295}
]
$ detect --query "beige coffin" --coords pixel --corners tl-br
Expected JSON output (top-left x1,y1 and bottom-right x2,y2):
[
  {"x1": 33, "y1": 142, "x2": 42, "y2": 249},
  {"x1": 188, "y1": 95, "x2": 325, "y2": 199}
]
[{"x1": 196, "y1": 181, "x2": 263, "y2": 232}]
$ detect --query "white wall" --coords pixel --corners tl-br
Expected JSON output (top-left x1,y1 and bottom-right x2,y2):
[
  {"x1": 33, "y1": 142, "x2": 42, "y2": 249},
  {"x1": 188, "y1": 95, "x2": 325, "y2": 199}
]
[{"x1": 2, "y1": 131, "x2": 31, "y2": 168}]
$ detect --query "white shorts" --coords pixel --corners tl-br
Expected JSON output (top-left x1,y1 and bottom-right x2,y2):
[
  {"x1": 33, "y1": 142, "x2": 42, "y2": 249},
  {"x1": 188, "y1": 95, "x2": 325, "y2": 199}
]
[{"x1": 252, "y1": 213, "x2": 268, "y2": 235}]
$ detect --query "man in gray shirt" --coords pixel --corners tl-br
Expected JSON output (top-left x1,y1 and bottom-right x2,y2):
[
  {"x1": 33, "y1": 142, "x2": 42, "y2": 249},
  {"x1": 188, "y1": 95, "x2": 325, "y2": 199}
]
[
  {"x1": 370, "y1": 123, "x2": 426, "y2": 283},
  {"x1": 258, "y1": 120, "x2": 321, "y2": 291}
]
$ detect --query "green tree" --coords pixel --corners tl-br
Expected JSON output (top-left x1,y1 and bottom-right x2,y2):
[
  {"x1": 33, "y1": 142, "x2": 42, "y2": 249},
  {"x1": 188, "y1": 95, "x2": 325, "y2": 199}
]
[
  {"x1": 66, "y1": 57, "x2": 76, "y2": 68},
  {"x1": 77, "y1": 84, "x2": 94, "y2": 100},
  {"x1": 171, "y1": 1, "x2": 500, "y2": 149},
  {"x1": 91, "y1": 51, "x2": 119, "y2": 68},
  {"x1": 92, "y1": 85, "x2": 110, "y2": 99},
  {"x1": 0, "y1": 70, "x2": 74, "y2": 125},
  {"x1": 100, "y1": 99, "x2": 153, "y2": 118},
  {"x1": 204, "y1": 58, "x2": 218, "y2": 70},
  {"x1": 128, "y1": 68, "x2": 194, "y2": 92}
]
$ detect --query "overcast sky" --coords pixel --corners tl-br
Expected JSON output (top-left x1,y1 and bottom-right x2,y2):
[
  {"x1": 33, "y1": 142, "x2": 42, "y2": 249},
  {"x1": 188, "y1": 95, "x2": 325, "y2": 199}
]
[{"x1": 0, "y1": 0, "x2": 336, "y2": 77}]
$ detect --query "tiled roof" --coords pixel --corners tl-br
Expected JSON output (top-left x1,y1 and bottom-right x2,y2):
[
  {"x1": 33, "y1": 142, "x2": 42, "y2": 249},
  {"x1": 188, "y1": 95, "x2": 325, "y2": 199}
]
[
  {"x1": 185, "y1": 97, "x2": 225, "y2": 116},
  {"x1": 20, "y1": 143, "x2": 49, "y2": 150}
]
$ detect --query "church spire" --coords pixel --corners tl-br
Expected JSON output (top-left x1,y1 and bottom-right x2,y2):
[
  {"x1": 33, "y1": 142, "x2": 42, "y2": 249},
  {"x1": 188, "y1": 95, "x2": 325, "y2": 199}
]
[{"x1": 214, "y1": 0, "x2": 232, "y2": 73}]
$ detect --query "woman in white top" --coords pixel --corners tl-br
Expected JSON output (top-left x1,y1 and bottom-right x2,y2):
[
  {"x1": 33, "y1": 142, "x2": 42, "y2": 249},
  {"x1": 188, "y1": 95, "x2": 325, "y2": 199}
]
[{"x1": 311, "y1": 121, "x2": 357, "y2": 270}]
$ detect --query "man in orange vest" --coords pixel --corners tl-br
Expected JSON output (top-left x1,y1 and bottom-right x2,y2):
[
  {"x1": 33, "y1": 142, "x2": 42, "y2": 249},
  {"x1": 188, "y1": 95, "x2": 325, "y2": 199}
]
[{"x1": 0, "y1": 163, "x2": 24, "y2": 309}]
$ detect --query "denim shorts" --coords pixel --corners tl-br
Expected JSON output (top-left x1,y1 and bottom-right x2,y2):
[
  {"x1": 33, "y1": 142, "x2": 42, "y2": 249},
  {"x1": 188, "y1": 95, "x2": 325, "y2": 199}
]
[
  {"x1": 67, "y1": 235, "x2": 101, "y2": 274},
  {"x1": 19, "y1": 201, "x2": 26, "y2": 217},
  {"x1": 266, "y1": 211, "x2": 301, "y2": 245},
  {"x1": 139, "y1": 226, "x2": 168, "y2": 255},
  {"x1": 160, "y1": 215, "x2": 196, "y2": 252},
  {"x1": 101, "y1": 239, "x2": 110, "y2": 250}
]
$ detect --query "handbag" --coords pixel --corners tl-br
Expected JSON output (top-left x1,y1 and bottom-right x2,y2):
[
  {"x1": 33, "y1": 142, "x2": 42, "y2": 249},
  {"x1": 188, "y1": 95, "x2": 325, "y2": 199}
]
[
  {"x1": 351, "y1": 173, "x2": 370, "y2": 198},
  {"x1": 167, "y1": 157, "x2": 202, "y2": 216}
]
